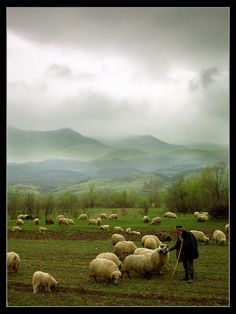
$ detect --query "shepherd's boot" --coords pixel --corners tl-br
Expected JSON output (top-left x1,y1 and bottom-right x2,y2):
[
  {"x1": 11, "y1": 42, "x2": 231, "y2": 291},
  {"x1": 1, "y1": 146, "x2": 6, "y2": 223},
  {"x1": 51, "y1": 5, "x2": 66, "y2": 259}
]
[
  {"x1": 187, "y1": 273, "x2": 194, "y2": 283},
  {"x1": 182, "y1": 270, "x2": 189, "y2": 281}
]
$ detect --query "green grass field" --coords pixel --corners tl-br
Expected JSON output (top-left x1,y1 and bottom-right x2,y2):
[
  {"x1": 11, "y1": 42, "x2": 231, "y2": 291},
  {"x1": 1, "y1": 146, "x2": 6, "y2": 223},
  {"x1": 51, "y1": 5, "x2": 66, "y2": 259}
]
[{"x1": 7, "y1": 209, "x2": 229, "y2": 307}]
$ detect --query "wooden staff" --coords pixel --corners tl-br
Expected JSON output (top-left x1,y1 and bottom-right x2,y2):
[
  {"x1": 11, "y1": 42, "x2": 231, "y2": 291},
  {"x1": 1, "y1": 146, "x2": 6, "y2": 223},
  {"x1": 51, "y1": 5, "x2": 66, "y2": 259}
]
[{"x1": 171, "y1": 239, "x2": 183, "y2": 280}]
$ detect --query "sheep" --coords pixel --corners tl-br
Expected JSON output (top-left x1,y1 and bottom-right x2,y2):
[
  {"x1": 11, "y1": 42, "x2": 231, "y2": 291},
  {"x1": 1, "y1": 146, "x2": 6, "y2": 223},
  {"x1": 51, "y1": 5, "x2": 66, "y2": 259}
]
[
  {"x1": 45, "y1": 218, "x2": 54, "y2": 224},
  {"x1": 114, "y1": 226, "x2": 124, "y2": 233},
  {"x1": 16, "y1": 218, "x2": 24, "y2": 225},
  {"x1": 58, "y1": 217, "x2": 69, "y2": 225},
  {"x1": 67, "y1": 218, "x2": 75, "y2": 225},
  {"x1": 143, "y1": 216, "x2": 150, "y2": 223},
  {"x1": 39, "y1": 227, "x2": 47, "y2": 233},
  {"x1": 88, "y1": 218, "x2": 101, "y2": 226},
  {"x1": 132, "y1": 231, "x2": 141, "y2": 235},
  {"x1": 100, "y1": 213, "x2": 108, "y2": 219},
  {"x1": 78, "y1": 214, "x2": 88, "y2": 220},
  {"x1": 17, "y1": 214, "x2": 27, "y2": 220},
  {"x1": 134, "y1": 248, "x2": 154, "y2": 255},
  {"x1": 108, "y1": 213, "x2": 118, "y2": 220},
  {"x1": 32, "y1": 271, "x2": 58, "y2": 294},
  {"x1": 225, "y1": 224, "x2": 229, "y2": 234},
  {"x1": 12, "y1": 226, "x2": 22, "y2": 232},
  {"x1": 212, "y1": 230, "x2": 227, "y2": 244},
  {"x1": 197, "y1": 214, "x2": 208, "y2": 222},
  {"x1": 89, "y1": 258, "x2": 122, "y2": 284},
  {"x1": 141, "y1": 235, "x2": 162, "y2": 247},
  {"x1": 34, "y1": 218, "x2": 40, "y2": 225},
  {"x1": 193, "y1": 211, "x2": 199, "y2": 217},
  {"x1": 100, "y1": 224, "x2": 110, "y2": 231},
  {"x1": 96, "y1": 252, "x2": 123, "y2": 270},
  {"x1": 114, "y1": 241, "x2": 137, "y2": 259},
  {"x1": 111, "y1": 233, "x2": 126, "y2": 246},
  {"x1": 156, "y1": 232, "x2": 172, "y2": 242},
  {"x1": 190, "y1": 230, "x2": 210, "y2": 244},
  {"x1": 56, "y1": 215, "x2": 65, "y2": 220},
  {"x1": 151, "y1": 216, "x2": 161, "y2": 224},
  {"x1": 7, "y1": 252, "x2": 21, "y2": 273},
  {"x1": 164, "y1": 211, "x2": 177, "y2": 218},
  {"x1": 126, "y1": 227, "x2": 132, "y2": 234},
  {"x1": 122, "y1": 244, "x2": 169, "y2": 278},
  {"x1": 144, "y1": 237, "x2": 158, "y2": 249}
]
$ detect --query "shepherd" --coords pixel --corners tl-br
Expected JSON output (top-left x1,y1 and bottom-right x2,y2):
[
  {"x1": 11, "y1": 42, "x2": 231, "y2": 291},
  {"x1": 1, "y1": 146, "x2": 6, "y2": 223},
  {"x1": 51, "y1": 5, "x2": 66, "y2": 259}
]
[{"x1": 169, "y1": 225, "x2": 199, "y2": 283}]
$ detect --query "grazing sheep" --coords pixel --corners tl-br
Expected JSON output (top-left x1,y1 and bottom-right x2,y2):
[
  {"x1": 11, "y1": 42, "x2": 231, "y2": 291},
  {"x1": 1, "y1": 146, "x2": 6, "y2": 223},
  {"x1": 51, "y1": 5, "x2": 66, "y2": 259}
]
[
  {"x1": 12, "y1": 226, "x2": 22, "y2": 232},
  {"x1": 58, "y1": 217, "x2": 69, "y2": 225},
  {"x1": 212, "y1": 230, "x2": 227, "y2": 244},
  {"x1": 16, "y1": 218, "x2": 24, "y2": 225},
  {"x1": 67, "y1": 219, "x2": 75, "y2": 225},
  {"x1": 96, "y1": 218, "x2": 102, "y2": 226},
  {"x1": 34, "y1": 218, "x2": 39, "y2": 225},
  {"x1": 164, "y1": 211, "x2": 177, "y2": 218},
  {"x1": 126, "y1": 227, "x2": 132, "y2": 234},
  {"x1": 114, "y1": 241, "x2": 137, "y2": 259},
  {"x1": 141, "y1": 235, "x2": 162, "y2": 247},
  {"x1": 89, "y1": 258, "x2": 122, "y2": 284},
  {"x1": 151, "y1": 216, "x2": 161, "y2": 224},
  {"x1": 114, "y1": 226, "x2": 124, "y2": 233},
  {"x1": 134, "y1": 248, "x2": 154, "y2": 255},
  {"x1": 144, "y1": 237, "x2": 158, "y2": 249},
  {"x1": 100, "y1": 213, "x2": 108, "y2": 219},
  {"x1": 156, "y1": 232, "x2": 172, "y2": 242},
  {"x1": 96, "y1": 252, "x2": 122, "y2": 270},
  {"x1": 197, "y1": 214, "x2": 208, "y2": 222},
  {"x1": 108, "y1": 213, "x2": 118, "y2": 220},
  {"x1": 132, "y1": 231, "x2": 141, "y2": 235},
  {"x1": 45, "y1": 218, "x2": 54, "y2": 225},
  {"x1": 17, "y1": 214, "x2": 27, "y2": 220},
  {"x1": 190, "y1": 230, "x2": 210, "y2": 244},
  {"x1": 122, "y1": 245, "x2": 169, "y2": 278},
  {"x1": 78, "y1": 214, "x2": 88, "y2": 220},
  {"x1": 32, "y1": 271, "x2": 58, "y2": 294},
  {"x1": 143, "y1": 216, "x2": 150, "y2": 223},
  {"x1": 111, "y1": 233, "x2": 126, "y2": 246},
  {"x1": 100, "y1": 224, "x2": 110, "y2": 231},
  {"x1": 225, "y1": 224, "x2": 229, "y2": 234},
  {"x1": 56, "y1": 215, "x2": 65, "y2": 220},
  {"x1": 39, "y1": 227, "x2": 47, "y2": 233},
  {"x1": 7, "y1": 252, "x2": 21, "y2": 273},
  {"x1": 88, "y1": 218, "x2": 101, "y2": 226},
  {"x1": 193, "y1": 211, "x2": 199, "y2": 217}
]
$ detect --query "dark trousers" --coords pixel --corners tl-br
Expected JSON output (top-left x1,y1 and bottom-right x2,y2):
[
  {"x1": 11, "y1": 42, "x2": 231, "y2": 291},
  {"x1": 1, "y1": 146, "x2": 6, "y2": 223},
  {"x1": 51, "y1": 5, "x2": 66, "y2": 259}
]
[{"x1": 183, "y1": 259, "x2": 194, "y2": 279}]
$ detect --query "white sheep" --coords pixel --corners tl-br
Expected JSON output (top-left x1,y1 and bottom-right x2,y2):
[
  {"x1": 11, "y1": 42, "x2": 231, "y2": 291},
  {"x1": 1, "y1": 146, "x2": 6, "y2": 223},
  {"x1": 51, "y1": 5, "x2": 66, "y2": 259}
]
[
  {"x1": 100, "y1": 224, "x2": 110, "y2": 231},
  {"x1": 39, "y1": 227, "x2": 47, "y2": 233},
  {"x1": 88, "y1": 218, "x2": 101, "y2": 226},
  {"x1": 114, "y1": 241, "x2": 137, "y2": 259},
  {"x1": 114, "y1": 226, "x2": 124, "y2": 233},
  {"x1": 111, "y1": 233, "x2": 126, "y2": 246},
  {"x1": 197, "y1": 214, "x2": 208, "y2": 222},
  {"x1": 151, "y1": 216, "x2": 161, "y2": 224},
  {"x1": 125, "y1": 227, "x2": 132, "y2": 234},
  {"x1": 58, "y1": 217, "x2": 69, "y2": 225},
  {"x1": 96, "y1": 252, "x2": 122, "y2": 270},
  {"x1": 89, "y1": 258, "x2": 122, "y2": 284},
  {"x1": 134, "y1": 248, "x2": 154, "y2": 255},
  {"x1": 108, "y1": 213, "x2": 118, "y2": 220},
  {"x1": 16, "y1": 218, "x2": 24, "y2": 225},
  {"x1": 12, "y1": 226, "x2": 22, "y2": 232},
  {"x1": 190, "y1": 230, "x2": 210, "y2": 244},
  {"x1": 100, "y1": 213, "x2": 108, "y2": 219},
  {"x1": 34, "y1": 218, "x2": 40, "y2": 225},
  {"x1": 164, "y1": 211, "x2": 177, "y2": 218},
  {"x1": 17, "y1": 214, "x2": 28, "y2": 220},
  {"x1": 143, "y1": 216, "x2": 150, "y2": 223},
  {"x1": 122, "y1": 244, "x2": 169, "y2": 278},
  {"x1": 193, "y1": 211, "x2": 199, "y2": 217},
  {"x1": 67, "y1": 218, "x2": 75, "y2": 225},
  {"x1": 144, "y1": 237, "x2": 158, "y2": 249},
  {"x1": 225, "y1": 224, "x2": 229, "y2": 234},
  {"x1": 78, "y1": 214, "x2": 88, "y2": 220},
  {"x1": 132, "y1": 231, "x2": 141, "y2": 235},
  {"x1": 212, "y1": 230, "x2": 227, "y2": 244},
  {"x1": 7, "y1": 252, "x2": 21, "y2": 273},
  {"x1": 141, "y1": 235, "x2": 162, "y2": 247},
  {"x1": 32, "y1": 271, "x2": 58, "y2": 294},
  {"x1": 56, "y1": 215, "x2": 65, "y2": 220}
]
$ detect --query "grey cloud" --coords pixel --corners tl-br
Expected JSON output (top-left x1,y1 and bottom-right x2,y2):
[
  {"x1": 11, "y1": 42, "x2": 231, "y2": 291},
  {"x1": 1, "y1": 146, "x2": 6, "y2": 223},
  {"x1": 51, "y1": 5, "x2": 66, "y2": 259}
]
[
  {"x1": 46, "y1": 63, "x2": 95, "y2": 81},
  {"x1": 189, "y1": 67, "x2": 219, "y2": 90}
]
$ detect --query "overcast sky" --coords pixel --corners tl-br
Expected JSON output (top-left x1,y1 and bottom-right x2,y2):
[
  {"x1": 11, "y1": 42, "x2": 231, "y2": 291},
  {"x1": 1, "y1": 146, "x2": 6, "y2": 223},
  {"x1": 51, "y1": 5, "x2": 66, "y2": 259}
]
[{"x1": 7, "y1": 7, "x2": 229, "y2": 144}]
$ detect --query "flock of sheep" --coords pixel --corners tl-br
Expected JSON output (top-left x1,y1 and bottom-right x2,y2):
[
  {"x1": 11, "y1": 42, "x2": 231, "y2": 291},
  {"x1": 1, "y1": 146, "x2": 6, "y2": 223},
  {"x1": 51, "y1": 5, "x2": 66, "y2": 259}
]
[{"x1": 8, "y1": 210, "x2": 229, "y2": 293}]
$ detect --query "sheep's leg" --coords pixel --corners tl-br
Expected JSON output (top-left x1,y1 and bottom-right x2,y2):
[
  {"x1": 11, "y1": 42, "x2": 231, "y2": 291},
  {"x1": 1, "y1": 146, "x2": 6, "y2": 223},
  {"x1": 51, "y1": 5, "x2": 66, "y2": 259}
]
[
  {"x1": 126, "y1": 271, "x2": 131, "y2": 279},
  {"x1": 33, "y1": 285, "x2": 38, "y2": 294},
  {"x1": 144, "y1": 272, "x2": 152, "y2": 279}
]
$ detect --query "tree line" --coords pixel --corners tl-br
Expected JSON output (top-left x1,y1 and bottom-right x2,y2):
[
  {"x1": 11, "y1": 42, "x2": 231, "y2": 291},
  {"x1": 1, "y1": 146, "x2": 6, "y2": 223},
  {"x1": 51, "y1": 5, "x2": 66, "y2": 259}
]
[{"x1": 7, "y1": 161, "x2": 229, "y2": 219}]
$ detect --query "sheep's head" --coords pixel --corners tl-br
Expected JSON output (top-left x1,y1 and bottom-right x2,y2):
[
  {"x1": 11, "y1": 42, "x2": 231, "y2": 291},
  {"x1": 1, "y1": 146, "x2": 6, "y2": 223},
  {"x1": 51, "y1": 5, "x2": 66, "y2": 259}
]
[
  {"x1": 159, "y1": 244, "x2": 169, "y2": 255},
  {"x1": 111, "y1": 270, "x2": 122, "y2": 284},
  {"x1": 205, "y1": 237, "x2": 210, "y2": 244}
]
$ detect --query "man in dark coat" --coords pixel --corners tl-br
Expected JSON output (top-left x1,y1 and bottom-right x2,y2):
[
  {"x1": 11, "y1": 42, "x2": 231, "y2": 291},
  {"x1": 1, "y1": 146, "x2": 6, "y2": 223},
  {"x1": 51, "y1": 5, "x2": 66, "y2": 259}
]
[{"x1": 169, "y1": 225, "x2": 198, "y2": 283}]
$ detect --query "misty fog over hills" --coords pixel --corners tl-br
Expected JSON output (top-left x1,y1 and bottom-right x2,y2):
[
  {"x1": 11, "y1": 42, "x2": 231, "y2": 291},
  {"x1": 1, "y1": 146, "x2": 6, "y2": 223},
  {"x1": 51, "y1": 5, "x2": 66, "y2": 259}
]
[{"x1": 7, "y1": 127, "x2": 229, "y2": 194}]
